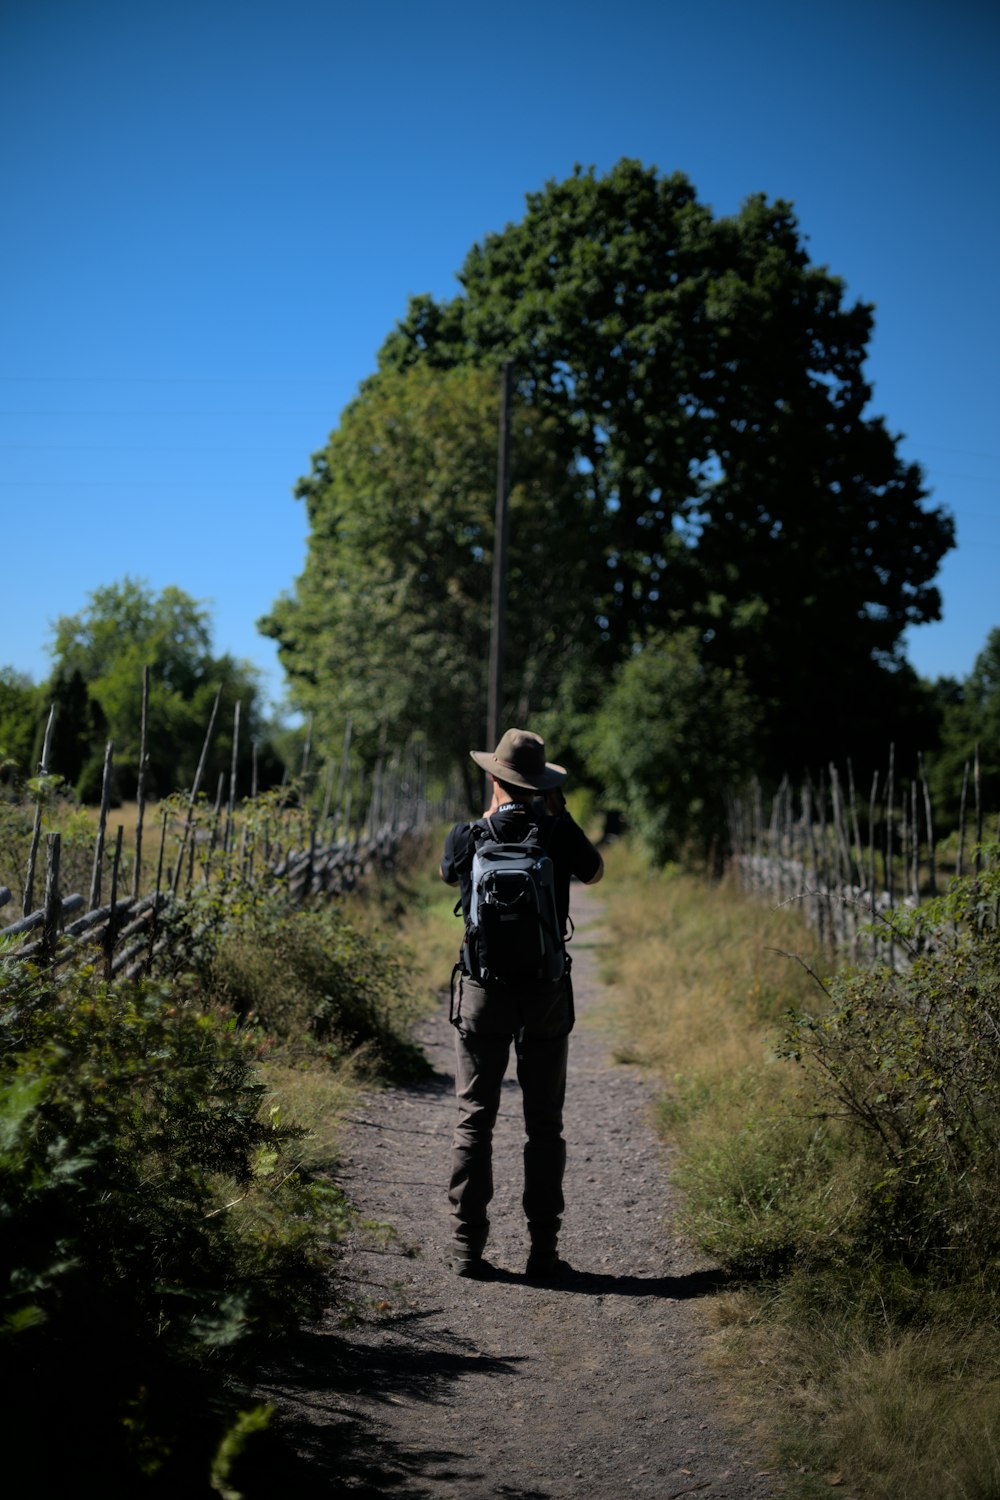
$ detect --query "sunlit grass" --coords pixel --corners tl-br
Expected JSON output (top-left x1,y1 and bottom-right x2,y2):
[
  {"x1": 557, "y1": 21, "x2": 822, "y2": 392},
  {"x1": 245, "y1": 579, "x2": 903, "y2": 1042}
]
[{"x1": 598, "y1": 840, "x2": 1000, "y2": 1499}]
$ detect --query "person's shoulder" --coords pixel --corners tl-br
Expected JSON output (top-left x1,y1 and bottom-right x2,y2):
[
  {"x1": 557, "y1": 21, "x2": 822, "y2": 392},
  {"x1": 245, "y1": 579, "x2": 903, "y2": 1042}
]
[
  {"x1": 445, "y1": 819, "x2": 480, "y2": 859},
  {"x1": 548, "y1": 813, "x2": 602, "y2": 877}
]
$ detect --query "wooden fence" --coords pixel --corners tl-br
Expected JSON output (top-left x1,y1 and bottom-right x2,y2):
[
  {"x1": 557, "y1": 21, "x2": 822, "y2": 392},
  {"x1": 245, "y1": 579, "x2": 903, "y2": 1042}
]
[
  {"x1": 0, "y1": 670, "x2": 458, "y2": 980},
  {"x1": 727, "y1": 745, "x2": 998, "y2": 965}
]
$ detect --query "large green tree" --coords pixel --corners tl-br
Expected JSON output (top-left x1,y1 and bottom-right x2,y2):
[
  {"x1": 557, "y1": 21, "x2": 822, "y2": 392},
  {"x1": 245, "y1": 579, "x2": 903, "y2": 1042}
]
[
  {"x1": 47, "y1": 579, "x2": 272, "y2": 800},
  {"x1": 269, "y1": 160, "x2": 953, "y2": 781},
  {"x1": 261, "y1": 364, "x2": 587, "y2": 786}
]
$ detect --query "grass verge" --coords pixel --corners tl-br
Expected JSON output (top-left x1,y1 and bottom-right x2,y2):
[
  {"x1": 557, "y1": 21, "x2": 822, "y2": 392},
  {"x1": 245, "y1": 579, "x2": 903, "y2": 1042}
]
[
  {"x1": 0, "y1": 830, "x2": 444, "y2": 1495},
  {"x1": 597, "y1": 840, "x2": 1000, "y2": 1500}
]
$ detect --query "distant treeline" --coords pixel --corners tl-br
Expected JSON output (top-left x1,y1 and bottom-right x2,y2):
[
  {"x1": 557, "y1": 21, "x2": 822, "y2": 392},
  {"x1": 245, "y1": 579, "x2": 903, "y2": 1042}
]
[{"x1": 0, "y1": 580, "x2": 287, "y2": 804}]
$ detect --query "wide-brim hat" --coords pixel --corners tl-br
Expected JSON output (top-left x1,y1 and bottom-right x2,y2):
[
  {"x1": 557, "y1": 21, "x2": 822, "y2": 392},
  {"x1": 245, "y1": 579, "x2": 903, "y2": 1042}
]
[{"x1": 470, "y1": 728, "x2": 567, "y2": 792}]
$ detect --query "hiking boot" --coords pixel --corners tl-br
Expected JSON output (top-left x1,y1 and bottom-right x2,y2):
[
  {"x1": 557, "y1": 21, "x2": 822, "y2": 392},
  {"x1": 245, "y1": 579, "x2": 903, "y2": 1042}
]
[
  {"x1": 448, "y1": 1249, "x2": 494, "y2": 1280},
  {"x1": 524, "y1": 1247, "x2": 567, "y2": 1281}
]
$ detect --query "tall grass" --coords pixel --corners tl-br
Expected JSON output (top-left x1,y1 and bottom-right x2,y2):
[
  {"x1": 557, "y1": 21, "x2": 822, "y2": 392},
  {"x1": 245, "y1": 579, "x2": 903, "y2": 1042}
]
[{"x1": 598, "y1": 841, "x2": 1000, "y2": 1500}]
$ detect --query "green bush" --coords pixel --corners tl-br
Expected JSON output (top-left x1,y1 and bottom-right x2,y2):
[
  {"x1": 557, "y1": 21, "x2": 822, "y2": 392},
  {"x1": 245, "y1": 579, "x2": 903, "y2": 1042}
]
[
  {"x1": 673, "y1": 1102, "x2": 846, "y2": 1278},
  {"x1": 783, "y1": 854, "x2": 1000, "y2": 1283},
  {"x1": 585, "y1": 628, "x2": 758, "y2": 865},
  {"x1": 203, "y1": 888, "x2": 429, "y2": 1081},
  {"x1": 0, "y1": 955, "x2": 346, "y2": 1494},
  {"x1": 0, "y1": 788, "x2": 103, "y2": 911}
]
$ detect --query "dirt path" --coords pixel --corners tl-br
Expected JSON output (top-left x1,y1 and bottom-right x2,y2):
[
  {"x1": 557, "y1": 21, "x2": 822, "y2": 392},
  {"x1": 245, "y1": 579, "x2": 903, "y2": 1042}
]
[{"x1": 258, "y1": 887, "x2": 779, "y2": 1498}]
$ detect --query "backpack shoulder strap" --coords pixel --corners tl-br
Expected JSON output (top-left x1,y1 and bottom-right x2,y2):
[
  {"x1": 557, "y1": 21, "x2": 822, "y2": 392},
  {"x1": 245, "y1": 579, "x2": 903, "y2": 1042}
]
[{"x1": 478, "y1": 812, "x2": 546, "y2": 848}]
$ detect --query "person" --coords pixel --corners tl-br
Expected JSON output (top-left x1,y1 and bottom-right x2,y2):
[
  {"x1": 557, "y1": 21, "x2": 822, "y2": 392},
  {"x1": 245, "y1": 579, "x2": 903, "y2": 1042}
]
[{"x1": 440, "y1": 727, "x2": 604, "y2": 1281}]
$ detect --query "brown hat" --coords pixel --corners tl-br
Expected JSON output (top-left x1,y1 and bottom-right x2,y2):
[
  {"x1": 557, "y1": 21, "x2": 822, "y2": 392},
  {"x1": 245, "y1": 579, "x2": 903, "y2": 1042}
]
[{"x1": 470, "y1": 728, "x2": 567, "y2": 792}]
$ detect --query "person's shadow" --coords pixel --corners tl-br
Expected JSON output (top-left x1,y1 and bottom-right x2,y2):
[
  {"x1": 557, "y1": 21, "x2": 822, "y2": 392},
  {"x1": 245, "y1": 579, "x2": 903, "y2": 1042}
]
[
  {"x1": 241, "y1": 1262, "x2": 731, "y2": 1496},
  {"x1": 476, "y1": 1262, "x2": 730, "y2": 1297}
]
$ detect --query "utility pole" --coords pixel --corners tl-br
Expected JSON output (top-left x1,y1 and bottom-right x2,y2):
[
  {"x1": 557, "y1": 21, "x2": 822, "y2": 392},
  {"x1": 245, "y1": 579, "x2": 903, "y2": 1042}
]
[{"x1": 487, "y1": 360, "x2": 513, "y2": 758}]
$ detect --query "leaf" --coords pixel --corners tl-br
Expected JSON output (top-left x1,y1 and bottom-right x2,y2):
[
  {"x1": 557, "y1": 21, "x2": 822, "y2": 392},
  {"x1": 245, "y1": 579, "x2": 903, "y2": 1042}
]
[{"x1": 0, "y1": 1075, "x2": 47, "y2": 1151}]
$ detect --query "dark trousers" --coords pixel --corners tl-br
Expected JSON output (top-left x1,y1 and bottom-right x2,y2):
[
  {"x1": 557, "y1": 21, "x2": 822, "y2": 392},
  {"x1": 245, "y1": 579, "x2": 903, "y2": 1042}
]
[{"x1": 448, "y1": 973, "x2": 571, "y2": 1255}]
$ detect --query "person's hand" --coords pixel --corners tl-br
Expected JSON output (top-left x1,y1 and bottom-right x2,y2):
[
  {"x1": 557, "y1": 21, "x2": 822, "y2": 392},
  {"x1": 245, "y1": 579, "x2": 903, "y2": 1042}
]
[{"x1": 543, "y1": 786, "x2": 567, "y2": 816}]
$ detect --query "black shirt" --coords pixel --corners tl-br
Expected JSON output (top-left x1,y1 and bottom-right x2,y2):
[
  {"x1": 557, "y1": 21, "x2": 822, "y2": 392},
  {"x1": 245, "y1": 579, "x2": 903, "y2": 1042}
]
[{"x1": 441, "y1": 804, "x2": 602, "y2": 939}]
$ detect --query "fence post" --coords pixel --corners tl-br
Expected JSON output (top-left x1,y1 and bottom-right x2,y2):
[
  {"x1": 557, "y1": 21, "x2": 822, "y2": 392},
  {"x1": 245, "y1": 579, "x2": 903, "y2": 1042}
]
[
  {"x1": 957, "y1": 761, "x2": 969, "y2": 878},
  {"x1": 172, "y1": 687, "x2": 221, "y2": 895},
  {"x1": 974, "y1": 743, "x2": 983, "y2": 878},
  {"x1": 89, "y1": 741, "x2": 115, "y2": 911},
  {"x1": 41, "y1": 832, "x2": 62, "y2": 962},
  {"x1": 105, "y1": 825, "x2": 124, "y2": 979},
  {"x1": 133, "y1": 665, "x2": 150, "y2": 899},
  {"x1": 224, "y1": 699, "x2": 241, "y2": 856},
  {"x1": 23, "y1": 703, "x2": 56, "y2": 918}
]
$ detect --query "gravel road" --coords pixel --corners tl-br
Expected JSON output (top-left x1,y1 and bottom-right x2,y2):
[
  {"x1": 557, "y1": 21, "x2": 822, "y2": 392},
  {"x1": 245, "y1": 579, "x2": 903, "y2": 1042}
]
[{"x1": 257, "y1": 885, "x2": 781, "y2": 1498}]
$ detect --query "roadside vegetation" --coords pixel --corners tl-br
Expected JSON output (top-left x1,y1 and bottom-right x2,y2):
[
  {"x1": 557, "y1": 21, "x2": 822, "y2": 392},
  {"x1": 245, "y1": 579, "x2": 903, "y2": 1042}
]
[
  {"x1": 598, "y1": 840, "x2": 1000, "y2": 1500},
  {"x1": 0, "y1": 803, "x2": 441, "y2": 1496}
]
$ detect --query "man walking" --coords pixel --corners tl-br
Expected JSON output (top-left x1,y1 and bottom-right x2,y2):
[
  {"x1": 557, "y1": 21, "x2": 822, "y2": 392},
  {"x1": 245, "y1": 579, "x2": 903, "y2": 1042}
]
[{"x1": 440, "y1": 728, "x2": 604, "y2": 1281}]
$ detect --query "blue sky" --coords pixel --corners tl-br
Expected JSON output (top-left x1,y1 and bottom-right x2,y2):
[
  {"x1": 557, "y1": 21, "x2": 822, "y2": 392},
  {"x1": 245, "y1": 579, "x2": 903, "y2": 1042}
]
[{"x1": 2, "y1": 0, "x2": 997, "y2": 714}]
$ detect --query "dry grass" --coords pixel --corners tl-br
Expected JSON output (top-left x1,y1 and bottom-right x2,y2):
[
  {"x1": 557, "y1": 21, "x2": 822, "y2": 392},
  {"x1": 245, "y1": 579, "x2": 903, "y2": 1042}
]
[
  {"x1": 595, "y1": 841, "x2": 825, "y2": 1086},
  {"x1": 80, "y1": 799, "x2": 145, "y2": 837},
  {"x1": 597, "y1": 841, "x2": 1000, "y2": 1500},
  {"x1": 261, "y1": 1060, "x2": 359, "y2": 1172},
  {"x1": 707, "y1": 1292, "x2": 1000, "y2": 1500}
]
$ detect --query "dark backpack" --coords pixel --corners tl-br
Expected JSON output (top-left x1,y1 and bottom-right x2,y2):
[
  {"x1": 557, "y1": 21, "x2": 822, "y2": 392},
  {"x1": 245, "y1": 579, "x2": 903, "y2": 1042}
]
[{"x1": 461, "y1": 815, "x2": 566, "y2": 987}]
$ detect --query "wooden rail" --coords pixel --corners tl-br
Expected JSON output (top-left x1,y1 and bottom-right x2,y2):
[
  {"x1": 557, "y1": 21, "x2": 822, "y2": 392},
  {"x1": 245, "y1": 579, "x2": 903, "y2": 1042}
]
[
  {"x1": 1, "y1": 676, "x2": 459, "y2": 981},
  {"x1": 727, "y1": 746, "x2": 997, "y2": 965}
]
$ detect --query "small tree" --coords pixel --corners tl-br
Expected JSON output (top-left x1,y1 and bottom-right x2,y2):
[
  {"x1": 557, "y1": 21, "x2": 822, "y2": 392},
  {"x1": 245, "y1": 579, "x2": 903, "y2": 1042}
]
[{"x1": 586, "y1": 628, "x2": 757, "y2": 864}]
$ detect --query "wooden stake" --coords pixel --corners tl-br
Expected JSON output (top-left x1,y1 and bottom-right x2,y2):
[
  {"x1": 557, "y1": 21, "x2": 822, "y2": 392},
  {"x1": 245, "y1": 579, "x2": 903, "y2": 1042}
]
[
  {"x1": 918, "y1": 753, "x2": 937, "y2": 898},
  {"x1": 88, "y1": 741, "x2": 115, "y2": 911},
  {"x1": 866, "y1": 767, "x2": 879, "y2": 893},
  {"x1": 974, "y1": 742, "x2": 983, "y2": 877},
  {"x1": 41, "y1": 832, "x2": 62, "y2": 960},
  {"x1": 131, "y1": 665, "x2": 150, "y2": 899},
  {"x1": 320, "y1": 756, "x2": 336, "y2": 826},
  {"x1": 105, "y1": 825, "x2": 124, "y2": 978},
  {"x1": 172, "y1": 686, "x2": 221, "y2": 894},
  {"x1": 846, "y1": 758, "x2": 864, "y2": 889},
  {"x1": 334, "y1": 718, "x2": 353, "y2": 839},
  {"x1": 225, "y1": 699, "x2": 241, "y2": 856},
  {"x1": 957, "y1": 760, "x2": 969, "y2": 879},
  {"x1": 300, "y1": 712, "x2": 314, "y2": 785},
  {"x1": 23, "y1": 703, "x2": 56, "y2": 917}
]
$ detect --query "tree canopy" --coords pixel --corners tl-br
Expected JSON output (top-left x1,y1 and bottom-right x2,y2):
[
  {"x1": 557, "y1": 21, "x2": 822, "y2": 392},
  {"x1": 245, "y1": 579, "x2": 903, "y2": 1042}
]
[
  {"x1": 261, "y1": 364, "x2": 587, "y2": 788},
  {"x1": 266, "y1": 159, "x2": 954, "y2": 787}
]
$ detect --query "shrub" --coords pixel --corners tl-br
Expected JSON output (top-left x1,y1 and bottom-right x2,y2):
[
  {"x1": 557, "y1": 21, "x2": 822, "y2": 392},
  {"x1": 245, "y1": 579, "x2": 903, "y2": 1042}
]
[
  {"x1": 0, "y1": 955, "x2": 345, "y2": 1493},
  {"x1": 673, "y1": 1104, "x2": 847, "y2": 1279},
  {"x1": 203, "y1": 888, "x2": 429, "y2": 1080},
  {"x1": 585, "y1": 628, "x2": 759, "y2": 866},
  {"x1": 783, "y1": 855, "x2": 1000, "y2": 1282}
]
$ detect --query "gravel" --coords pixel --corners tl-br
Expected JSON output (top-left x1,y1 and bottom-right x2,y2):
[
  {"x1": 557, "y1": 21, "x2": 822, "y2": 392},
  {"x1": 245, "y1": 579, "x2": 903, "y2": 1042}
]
[{"x1": 257, "y1": 885, "x2": 781, "y2": 1498}]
